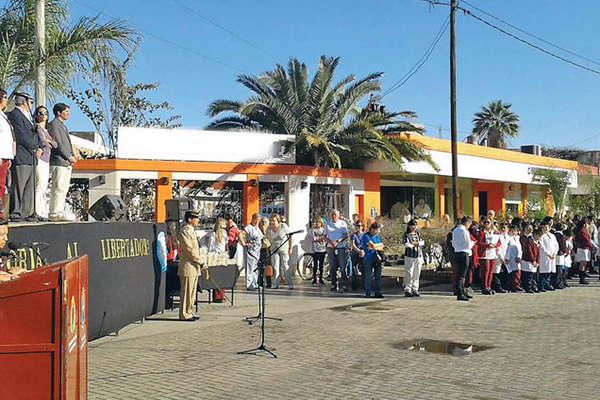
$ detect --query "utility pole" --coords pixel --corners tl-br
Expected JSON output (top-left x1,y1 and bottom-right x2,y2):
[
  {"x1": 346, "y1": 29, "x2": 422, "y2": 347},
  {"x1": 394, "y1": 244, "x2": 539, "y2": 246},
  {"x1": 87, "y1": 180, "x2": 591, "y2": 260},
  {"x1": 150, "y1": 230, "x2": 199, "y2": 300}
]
[
  {"x1": 35, "y1": 0, "x2": 46, "y2": 107},
  {"x1": 450, "y1": 0, "x2": 459, "y2": 219}
]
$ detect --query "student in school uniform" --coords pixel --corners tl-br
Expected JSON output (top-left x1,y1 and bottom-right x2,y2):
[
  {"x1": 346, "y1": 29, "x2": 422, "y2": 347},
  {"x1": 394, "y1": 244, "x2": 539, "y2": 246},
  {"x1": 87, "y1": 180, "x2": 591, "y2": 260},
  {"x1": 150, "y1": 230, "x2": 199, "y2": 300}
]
[
  {"x1": 553, "y1": 222, "x2": 567, "y2": 290},
  {"x1": 505, "y1": 225, "x2": 523, "y2": 292},
  {"x1": 563, "y1": 229, "x2": 573, "y2": 288},
  {"x1": 539, "y1": 222, "x2": 559, "y2": 291},
  {"x1": 493, "y1": 223, "x2": 510, "y2": 293},
  {"x1": 520, "y1": 224, "x2": 540, "y2": 294},
  {"x1": 478, "y1": 218, "x2": 500, "y2": 295}
]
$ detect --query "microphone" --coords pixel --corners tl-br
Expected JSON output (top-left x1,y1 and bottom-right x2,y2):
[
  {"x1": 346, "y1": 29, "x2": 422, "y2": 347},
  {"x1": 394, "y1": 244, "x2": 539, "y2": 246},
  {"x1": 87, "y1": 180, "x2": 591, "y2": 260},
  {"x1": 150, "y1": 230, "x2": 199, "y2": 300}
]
[
  {"x1": 8, "y1": 241, "x2": 50, "y2": 250},
  {"x1": 286, "y1": 229, "x2": 304, "y2": 236}
]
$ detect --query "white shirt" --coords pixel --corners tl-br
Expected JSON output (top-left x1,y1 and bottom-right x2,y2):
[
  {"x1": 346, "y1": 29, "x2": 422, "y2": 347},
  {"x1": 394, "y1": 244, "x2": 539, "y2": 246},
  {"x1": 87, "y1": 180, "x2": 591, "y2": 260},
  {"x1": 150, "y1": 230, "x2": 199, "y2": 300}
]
[
  {"x1": 244, "y1": 224, "x2": 263, "y2": 255},
  {"x1": 452, "y1": 224, "x2": 474, "y2": 255},
  {"x1": 505, "y1": 235, "x2": 522, "y2": 273},
  {"x1": 0, "y1": 111, "x2": 15, "y2": 160},
  {"x1": 565, "y1": 239, "x2": 573, "y2": 268},
  {"x1": 539, "y1": 232, "x2": 558, "y2": 273},
  {"x1": 325, "y1": 219, "x2": 349, "y2": 248},
  {"x1": 496, "y1": 233, "x2": 509, "y2": 260},
  {"x1": 481, "y1": 231, "x2": 499, "y2": 260}
]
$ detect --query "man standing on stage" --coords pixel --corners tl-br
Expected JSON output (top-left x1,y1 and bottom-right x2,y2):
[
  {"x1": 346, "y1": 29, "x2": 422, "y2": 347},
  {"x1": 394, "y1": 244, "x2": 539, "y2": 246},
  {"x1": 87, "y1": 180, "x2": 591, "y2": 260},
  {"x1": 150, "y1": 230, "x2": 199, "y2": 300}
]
[
  {"x1": 0, "y1": 88, "x2": 15, "y2": 222},
  {"x1": 178, "y1": 211, "x2": 204, "y2": 321},
  {"x1": 7, "y1": 92, "x2": 41, "y2": 222},
  {"x1": 48, "y1": 103, "x2": 76, "y2": 222}
]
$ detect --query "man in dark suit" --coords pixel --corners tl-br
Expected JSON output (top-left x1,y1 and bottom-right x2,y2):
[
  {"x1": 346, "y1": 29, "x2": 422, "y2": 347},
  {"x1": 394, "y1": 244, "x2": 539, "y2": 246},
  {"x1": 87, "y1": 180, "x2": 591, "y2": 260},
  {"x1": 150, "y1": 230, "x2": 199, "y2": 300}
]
[
  {"x1": 48, "y1": 103, "x2": 76, "y2": 222},
  {"x1": 7, "y1": 92, "x2": 42, "y2": 222}
]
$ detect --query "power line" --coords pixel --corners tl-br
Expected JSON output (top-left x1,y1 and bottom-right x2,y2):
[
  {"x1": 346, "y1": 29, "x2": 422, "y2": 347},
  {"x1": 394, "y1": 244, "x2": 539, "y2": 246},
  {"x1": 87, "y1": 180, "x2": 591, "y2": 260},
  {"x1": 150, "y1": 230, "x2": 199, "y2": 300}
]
[
  {"x1": 458, "y1": 6, "x2": 600, "y2": 75},
  {"x1": 381, "y1": 16, "x2": 449, "y2": 98},
  {"x1": 71, "y1": 0, "x2": 245, "y2": 73},
  {"x1": 169, "y1": 0, "x2": 267, "y2": 54},
  {"x1": 461, "y1": 0, "x2": 600, "y2": 68}
]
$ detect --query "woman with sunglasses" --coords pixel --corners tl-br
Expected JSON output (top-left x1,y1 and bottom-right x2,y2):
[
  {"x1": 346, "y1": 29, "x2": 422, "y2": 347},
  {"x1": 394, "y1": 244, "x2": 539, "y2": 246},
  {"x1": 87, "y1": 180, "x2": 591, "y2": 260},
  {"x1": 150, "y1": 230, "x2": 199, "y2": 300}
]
[{"x1": 33, "y1": 106, "x2": 57, "y2": 221}]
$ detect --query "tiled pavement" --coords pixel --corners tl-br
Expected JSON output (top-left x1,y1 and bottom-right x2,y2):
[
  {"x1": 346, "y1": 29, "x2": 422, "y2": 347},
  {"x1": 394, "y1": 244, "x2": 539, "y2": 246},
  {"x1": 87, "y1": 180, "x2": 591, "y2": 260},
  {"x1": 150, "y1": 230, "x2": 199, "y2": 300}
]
[{"x1": 89, "y1": 276, "x2": 600, "y2": 400}]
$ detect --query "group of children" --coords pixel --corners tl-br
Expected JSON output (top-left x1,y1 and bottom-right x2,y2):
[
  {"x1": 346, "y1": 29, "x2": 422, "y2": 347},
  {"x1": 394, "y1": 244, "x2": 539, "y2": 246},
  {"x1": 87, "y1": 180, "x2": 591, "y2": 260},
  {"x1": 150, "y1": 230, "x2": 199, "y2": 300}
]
[{"x1": 450, "y1": 213, "x2": 597, "y2": 298}]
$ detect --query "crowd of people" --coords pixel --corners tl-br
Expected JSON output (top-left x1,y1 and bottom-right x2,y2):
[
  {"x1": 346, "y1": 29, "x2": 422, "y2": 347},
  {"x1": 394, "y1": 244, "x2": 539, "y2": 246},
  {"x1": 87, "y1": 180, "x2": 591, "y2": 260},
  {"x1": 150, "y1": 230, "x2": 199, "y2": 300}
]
[
  {"x1": 449, "y1": 210, "x2": 598, "y2": 301},
  {"x1": 0, "y1": 89, "x2": 76, "y2": 224}
]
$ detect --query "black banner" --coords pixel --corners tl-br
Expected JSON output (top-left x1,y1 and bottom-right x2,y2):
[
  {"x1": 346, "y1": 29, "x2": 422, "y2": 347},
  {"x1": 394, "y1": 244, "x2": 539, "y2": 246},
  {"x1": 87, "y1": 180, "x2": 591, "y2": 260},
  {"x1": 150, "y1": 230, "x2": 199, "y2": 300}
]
[{"x1": 7, "y1": 222, "x2": 166, "y2": 341}]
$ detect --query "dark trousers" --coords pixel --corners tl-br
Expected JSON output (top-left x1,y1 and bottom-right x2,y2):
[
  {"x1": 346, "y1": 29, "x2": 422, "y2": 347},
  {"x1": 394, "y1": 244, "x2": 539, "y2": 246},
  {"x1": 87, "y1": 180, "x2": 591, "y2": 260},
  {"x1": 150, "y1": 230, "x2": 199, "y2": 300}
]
[
  {"x1": 10, "y1": 164, "x2": 34, "y2": 219},
  {"x1": 350, "y1": 251, "x2": 362, "y2": 290},
  {"x1": 312, "y1": 252, "x2": 326, "y2": 281},
  {"x1": 540, "y1": 273, "x2": 552, "y2": 289},
  {"x1": 327, "y1": 247, "x2": 348, "y2": 289},
  {"x1": 509, "y1": 270, "x2": 522, "y2": 290},
  {"x1": 455, "y1": 252, "x2": 470, "y2": 279},
  {"x1": 521, "y1": 271, "x2": 534, "y2": 291},
  {"x1": 363, "y1": 257, "x2": 382, "y2": 295}
]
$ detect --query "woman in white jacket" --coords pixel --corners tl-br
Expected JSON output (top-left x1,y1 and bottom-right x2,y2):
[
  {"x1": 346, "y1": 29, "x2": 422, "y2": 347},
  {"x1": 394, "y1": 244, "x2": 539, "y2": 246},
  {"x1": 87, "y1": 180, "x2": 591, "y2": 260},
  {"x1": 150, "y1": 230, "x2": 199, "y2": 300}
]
[
  {"x1": 504, "y1": 225, "x2": 523, "y2": 292},
  {"x1": 539, "y1": 222, "x2": 559, "y2": 291}
]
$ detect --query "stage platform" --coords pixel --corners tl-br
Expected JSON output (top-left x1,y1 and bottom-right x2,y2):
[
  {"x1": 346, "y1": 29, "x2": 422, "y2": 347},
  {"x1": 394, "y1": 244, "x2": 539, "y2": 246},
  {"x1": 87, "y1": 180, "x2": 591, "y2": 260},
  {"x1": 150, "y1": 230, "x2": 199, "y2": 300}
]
[{"x1": 6, "y1": 221, "x2": 166, "y2": 341}]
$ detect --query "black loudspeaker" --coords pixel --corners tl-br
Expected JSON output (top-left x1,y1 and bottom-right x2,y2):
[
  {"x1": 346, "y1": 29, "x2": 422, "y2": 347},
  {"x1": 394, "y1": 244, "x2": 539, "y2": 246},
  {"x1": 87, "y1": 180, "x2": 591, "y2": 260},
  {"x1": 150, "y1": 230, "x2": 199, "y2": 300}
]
[
  {"x1": 165, "y1": 198, "x2": 194, "y2": 222},
  {"x1": 89, "y1": 195, "x2": 127, "y2": 222}
]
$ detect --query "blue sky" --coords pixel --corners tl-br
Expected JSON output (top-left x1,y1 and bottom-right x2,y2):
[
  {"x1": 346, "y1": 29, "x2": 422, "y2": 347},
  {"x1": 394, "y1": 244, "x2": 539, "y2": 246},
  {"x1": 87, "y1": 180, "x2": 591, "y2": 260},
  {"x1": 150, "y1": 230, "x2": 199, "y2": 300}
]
[{"x1": 58, "y1": 0, "x2": 600, "y2": 149}]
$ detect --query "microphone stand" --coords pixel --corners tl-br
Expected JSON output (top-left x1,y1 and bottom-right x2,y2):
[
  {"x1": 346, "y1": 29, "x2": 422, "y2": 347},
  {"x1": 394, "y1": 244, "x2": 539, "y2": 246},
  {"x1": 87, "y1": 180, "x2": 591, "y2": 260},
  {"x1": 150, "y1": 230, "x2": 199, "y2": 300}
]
[
  {"x1": 238, "y1": 232, "x2": 297, "y2": 358},
  {"x1": 243, "y1": 248, "x2": 282, "y2": 325}
]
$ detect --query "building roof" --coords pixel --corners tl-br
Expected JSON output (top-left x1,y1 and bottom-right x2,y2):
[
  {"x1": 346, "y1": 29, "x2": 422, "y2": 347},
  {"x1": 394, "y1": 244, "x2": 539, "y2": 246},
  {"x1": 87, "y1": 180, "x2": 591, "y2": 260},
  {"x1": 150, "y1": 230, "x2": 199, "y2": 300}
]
[{"x1": 392, "y1": 133, "x2": 578, "y2": 170}]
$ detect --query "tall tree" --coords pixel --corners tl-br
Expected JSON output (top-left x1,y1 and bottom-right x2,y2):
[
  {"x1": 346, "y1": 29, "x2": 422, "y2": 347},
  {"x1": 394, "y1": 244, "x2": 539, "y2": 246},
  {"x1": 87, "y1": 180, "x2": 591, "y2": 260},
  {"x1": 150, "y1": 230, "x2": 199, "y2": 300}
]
[
  {"x1": 207, "y1": 56, "x2": 432, "y2": 169},
  {"x1": 67, "y1": 48, "x2": 182, "y2": 151},
  {"x1": 0, "y1": 0, "x2": 136, "y2": 99},
  {"x1": 472, "y1": 100, "x2": 520, "y2": 148}
]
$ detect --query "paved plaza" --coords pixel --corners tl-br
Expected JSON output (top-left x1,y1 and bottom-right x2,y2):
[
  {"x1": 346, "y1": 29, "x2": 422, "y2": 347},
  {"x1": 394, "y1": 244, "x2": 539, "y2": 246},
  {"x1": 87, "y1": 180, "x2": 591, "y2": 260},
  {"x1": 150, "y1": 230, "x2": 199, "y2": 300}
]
[{"x1": 89, "y1": 278, "x2": 600, "y2": 400}]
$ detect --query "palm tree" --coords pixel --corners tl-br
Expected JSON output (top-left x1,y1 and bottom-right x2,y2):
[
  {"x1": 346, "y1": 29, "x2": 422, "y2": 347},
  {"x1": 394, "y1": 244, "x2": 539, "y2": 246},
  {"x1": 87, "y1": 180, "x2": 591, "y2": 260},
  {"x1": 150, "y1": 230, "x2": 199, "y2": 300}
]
[
  {"x1": 207, "y1": 56, "x2": 432, "y2": 169},
  {"x1": 472, "y1": 100, "x2": 520, "y2": 148},
  {"x1": 0, "y1": 0, "x2": 136, "y2": 100}
]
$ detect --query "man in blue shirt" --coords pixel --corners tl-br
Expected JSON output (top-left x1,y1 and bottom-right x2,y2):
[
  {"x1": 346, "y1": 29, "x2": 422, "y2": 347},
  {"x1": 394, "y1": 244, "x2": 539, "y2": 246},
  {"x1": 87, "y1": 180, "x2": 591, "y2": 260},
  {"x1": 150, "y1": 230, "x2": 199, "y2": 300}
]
[{"x1": 360, "y1": 222, "x2": 384, "y2": 298}]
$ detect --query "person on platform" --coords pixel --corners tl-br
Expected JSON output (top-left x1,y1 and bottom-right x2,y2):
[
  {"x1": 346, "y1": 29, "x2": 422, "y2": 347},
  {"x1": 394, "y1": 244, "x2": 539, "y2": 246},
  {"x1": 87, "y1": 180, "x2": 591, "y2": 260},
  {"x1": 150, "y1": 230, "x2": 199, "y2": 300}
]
[
  {"x1": 325, "y1": 209, "x2": 350, "y2": 292},
  {"x1": 585, "y1": 215, "x2": 598, "y2": 274},
  {"x1": 7, "y1": 92, "x2": 41, "y2": 222},
  {"x1": 403, "y1": 219, "x2": 424, "y2": 297},
  {"x1": 207, "y1": 217, "x2": 227, "y2": 253},
  {"x1": 48, "y1": 103, "x2": 76, "y2": 222},
  {"x1": 452, "y1": 216, "x2": 474, "y2": 301},
  {"x1": 258, "y1": 218, "x2": 272, "y2": 288},
  {"x1": 311, "y1": 219, "x2": 327, "y2": 285},
  {"x1": 478, "y1": 218, "x2": 500, "y2": 295},
  {"x1": 505, "y1": 225, "x2": 523, "y2": 292},
  {"x1": 414, "y1": 198, "x2": 432, "y2": 219},
  {"x1": 33, "y1": 106, "x2": 56, "y2": 221},
  {"x1": 574, "y1": 220, "x2": 594, "y2": 285},
  {"x1": 225, "y1": 215, "x2": 239, "y2": 259},
  {"x1": 266, "y1": 214, "x2": 293, "y2": 289},
  {"x1": 177, "y1": 211, "x2": 204, "y2": 321},
  {"x1": 360, "y1": 222, "x2": 384, "y2": 298},
  {"x1": 539, "y1": 222, "x2": 558, "y2": 291},
  {"x1": 0, "y1": 88, "x2": 15, "y2": 222},
  {"x1": 239, "y1": 213, "x2": 262, "y2": 290}
]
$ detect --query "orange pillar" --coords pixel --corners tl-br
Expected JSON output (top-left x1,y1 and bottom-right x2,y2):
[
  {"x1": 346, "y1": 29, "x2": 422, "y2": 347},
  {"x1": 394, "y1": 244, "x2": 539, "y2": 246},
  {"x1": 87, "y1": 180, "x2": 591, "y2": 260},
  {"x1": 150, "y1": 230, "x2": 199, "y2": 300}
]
[
  {"x1": 520, "y1": 184, "x2": 528, "y2": 217},
  {"x1": 155, "y1": 172, "x2": 173, "y2": 223},
  {"x1": 438, "y1": 176, "x2": 445, "y2": 218},
  {"x1": 243, "y1": 175, "x2": 260, "y2": 226},
  {"x1": 545, "y1": 188, "x2": 555, "y2": 217},
  {"x1": 472, "y1": 180, "x2": 479, "y2": 219},
  {"x1": 363, "y1": 172, "x2": 381, "y2": 219}
]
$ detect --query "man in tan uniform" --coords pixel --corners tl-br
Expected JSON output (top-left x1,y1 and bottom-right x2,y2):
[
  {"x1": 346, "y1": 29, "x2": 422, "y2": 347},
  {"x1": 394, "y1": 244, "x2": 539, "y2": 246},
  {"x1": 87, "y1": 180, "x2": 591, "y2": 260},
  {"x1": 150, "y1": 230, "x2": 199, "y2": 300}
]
[{"x1": 178, "y1": 211, "x2": 204, "y2": 321}]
